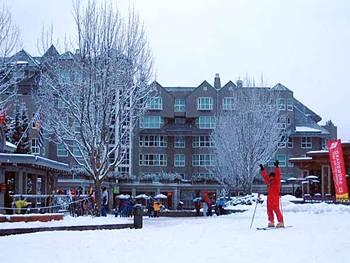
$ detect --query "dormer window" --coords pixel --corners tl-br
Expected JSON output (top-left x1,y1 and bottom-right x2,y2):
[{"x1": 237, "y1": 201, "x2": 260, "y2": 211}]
[{"x1": 147, "y1": 97, "x2": 163, "y2": 110}]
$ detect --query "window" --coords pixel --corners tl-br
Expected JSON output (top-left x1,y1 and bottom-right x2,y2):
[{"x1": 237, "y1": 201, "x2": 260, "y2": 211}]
[
  {"x1": 287, "y1": 137, "x2": 293, "y2": 148},
  {"x1": 192, "y1": 136, "x2": 214, "y2": 147},
  {"x1": 276, "y1": 154, "x2": 286, "y2": 167},
  {"x1": 223, "y1": 97, "x2": 234, "y2": 110},
  {"x1": 196, "y1": 116, "x2": 216, "y2": 129},
  {"x1": 288, "y1": 155, "x2": 294, "y2": 167},
  {"x1": 57, "y1": 143, "x2": 68, "y2": 157},
  {"x1": 301, "y1": 137, "x2": 312, "y2": 149},
  {"x1": 322, "y1": 138, "x2": 328, "y2": 150},
  {"x1": 192, "y1": 173, "x2": 216, "y2": 180},
  {"x1": 278, "y1": 116, "x2": 286, "y2": 130},
  {"x1": 140, "y1": 116, "x2": 163, "y2": 129},
  {"x1": 175, "y1": 136, "x2": 185, "y2": 148},
  {"x1": 197, "y1": 97, "x2": 213, "y2": 110},
  {"x1": 147, "y1": 97, "x2": 163, "y2": 110},
  {"x1": 74, "y1": 121, "x2": 81, "y2": 133},
  {"x1": 73, "y1": 143, "x2": 82, "y2": 157},
  {"x1": 175, "y1": 154, "x2": 185, "y2": 167},
  {"x1": 139, "y1": 136, "x2": 167, "y2": 147},
  {"x1": 278, "y1": 136, "x2": 287, "y2": 148},
  {"x1": 174, "y1": 99, "x2": 186, "y2": 112},
  {"x1": 278, "y1": 98, "x2": 286, "y2": 111},
  {"x1": 192, "y1": 154, "x2": 215, "y2": 167},
  {"x1": 287, "y1": 99, "x2": 293, "y2": 111},
  {"x1": 31, "y1": 139, "x2": 40, "y2": 155},
  {"x1": 118, "y1": 166, "x2": 129, "y2": 175},
  {"x1": 139, "y1": 154, "x2": 167, "y2": 166}
]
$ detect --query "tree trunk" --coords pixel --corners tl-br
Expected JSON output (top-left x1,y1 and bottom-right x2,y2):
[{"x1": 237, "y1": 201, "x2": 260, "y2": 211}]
[{"x1": 94, "y1": 178, "x2": 102, "y2": 217}]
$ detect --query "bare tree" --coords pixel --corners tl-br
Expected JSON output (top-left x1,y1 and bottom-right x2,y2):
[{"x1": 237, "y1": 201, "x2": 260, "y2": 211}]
[
  {"x1": 212, "y1": 84, "x2": 287, "y2": 194},
  {"x1": 35, "y1": 0, "x2": 153, "y2": 215},
  {"x1": 0, "y1": 5, "x2": 20, "y2": 107}
]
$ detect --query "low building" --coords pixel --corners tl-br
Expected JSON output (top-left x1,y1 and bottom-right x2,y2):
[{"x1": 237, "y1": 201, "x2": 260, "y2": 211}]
[{"x1": 290, "y1": 141, "x2": 350, "y2": 198}]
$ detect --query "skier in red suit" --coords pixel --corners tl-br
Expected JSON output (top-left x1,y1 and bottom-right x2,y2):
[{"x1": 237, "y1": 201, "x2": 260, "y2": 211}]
[{"x1": 260, "y1": 160, "x2": 284, "y2": 228}]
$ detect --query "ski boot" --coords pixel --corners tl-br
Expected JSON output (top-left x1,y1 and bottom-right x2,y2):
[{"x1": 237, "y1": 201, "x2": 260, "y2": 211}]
[
  {"x1": 267, "y1": 222, "x2": 275, "y2": 228},
  {"x1": 276, "y1": 222, "x2": 285, "y2": 228}
]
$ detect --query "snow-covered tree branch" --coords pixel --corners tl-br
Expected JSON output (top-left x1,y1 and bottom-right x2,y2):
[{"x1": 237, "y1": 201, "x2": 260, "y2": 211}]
[
  {"x1": 212, "y1": 84, "x2": 287, "y2": 194},
  {"x1": 34, "y1": 0, "x2": 153, "y2": 215},
  {"x1": 0, "y1": 5, "x2": 21, "y2": 107}
]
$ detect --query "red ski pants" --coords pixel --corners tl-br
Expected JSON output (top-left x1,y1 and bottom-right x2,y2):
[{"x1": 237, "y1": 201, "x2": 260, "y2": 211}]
[{"x1": 267, "y1": 196, "x2": 283, "y2": 223}]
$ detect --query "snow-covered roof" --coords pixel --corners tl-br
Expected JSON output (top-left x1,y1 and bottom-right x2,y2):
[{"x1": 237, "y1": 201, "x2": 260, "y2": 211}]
[
  {"x1": 4, "y1": 141, "x2": 16, "y2": 153},
  {"x1": 0, "y1": 153, "x2": 70, "y2": 172},
  {"x1": 15, "y1": 60, "x2": 29, "y2": 65},
  {"x1": 307, "y1": 150, "x2": 328, "y2": 155},
  {"x1": 295, "y1": 126, "x2": 321, "y2": 133},
  {"x1": 289, "y1": 157, "x2": 313, "y2": 161}
]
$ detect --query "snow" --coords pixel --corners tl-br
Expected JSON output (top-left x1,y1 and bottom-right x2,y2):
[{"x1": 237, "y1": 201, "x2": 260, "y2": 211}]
[
  {"x1": 307, "y1": 150, "x2": 328, "y2": 154},
  {"x1": 289, "y1": 157, "x2": 312, "y2": 161},
  {"x1": 5, "y1": 141, "x2": 16, "y2": 149},
  {"x1": 295, "y1": 126, "x2": 321, "y2": 132},
  {"x1": 15, "y1": 60, "x2": 29, "y2": 64},
  {"x1": 1, "y1": 196, "x2": 350, "y2": 263}
]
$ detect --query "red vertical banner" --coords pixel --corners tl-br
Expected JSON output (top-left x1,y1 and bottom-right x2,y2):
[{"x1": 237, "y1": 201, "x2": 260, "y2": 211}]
[{"x1": 327, "y1": 140, "x2": 349, "y2": 201}]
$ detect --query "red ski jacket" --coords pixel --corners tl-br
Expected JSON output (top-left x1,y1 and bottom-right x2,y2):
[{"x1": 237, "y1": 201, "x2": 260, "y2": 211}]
[{"x1": 261, "y1": 167, "x2": 281, "y2": 198}]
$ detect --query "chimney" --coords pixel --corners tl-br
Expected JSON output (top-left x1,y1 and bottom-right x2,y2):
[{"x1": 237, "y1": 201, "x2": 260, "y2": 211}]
[
  {"x1": 237, "y1": 79, "x2": 243, "y2": 88},
  {"x1": 214, "y1": 73, "x2": 221, "y2": 89}
]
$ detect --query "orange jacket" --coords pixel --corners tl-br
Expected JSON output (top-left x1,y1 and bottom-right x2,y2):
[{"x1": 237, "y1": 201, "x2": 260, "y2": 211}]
[
  {"x1": 153, "y1": 202, "x2": 161, "y2": 212},
  {"x1": 261, "y1": 167, "x2": 281, "y2": 198}
]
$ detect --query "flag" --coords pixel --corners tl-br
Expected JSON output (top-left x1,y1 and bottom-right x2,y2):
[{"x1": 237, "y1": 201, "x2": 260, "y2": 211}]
[
  {"x1": 327, "y1": 139, "x2": 349, "y2": 201},
  {"x1": 32, "y1": 111, "x2": 41, "y2": 131},
  {"x1": 38, "y1": 126, "x2": 44, "y2": 147},
  {"x1": 32, "y1": 110, "x2": 44, "y2": 147}
]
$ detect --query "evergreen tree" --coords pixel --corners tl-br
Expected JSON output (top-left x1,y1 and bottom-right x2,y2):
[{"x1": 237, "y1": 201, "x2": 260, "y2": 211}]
[
  {"x1": 11, "y1": 103, "x2": 31, "y2": 154},
  {"x1": 4, "y1": 115, "x2": 14, "y2": 143}
]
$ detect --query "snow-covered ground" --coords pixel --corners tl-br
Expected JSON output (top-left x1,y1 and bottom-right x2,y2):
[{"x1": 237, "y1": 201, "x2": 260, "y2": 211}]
[{"x1": 1, "y1": 196, "x2": 350, "y2": 263}]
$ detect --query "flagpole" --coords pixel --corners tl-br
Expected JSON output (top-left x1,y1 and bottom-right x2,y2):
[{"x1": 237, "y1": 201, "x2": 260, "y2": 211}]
[{"x1": 15, "y1": 106, "x2": 42, "y2": 147}]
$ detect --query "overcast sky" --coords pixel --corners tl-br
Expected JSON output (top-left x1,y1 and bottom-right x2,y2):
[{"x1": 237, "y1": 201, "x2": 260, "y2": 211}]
[{"x1": 4, "y1": 0, "x2": 350, "y2": 140}]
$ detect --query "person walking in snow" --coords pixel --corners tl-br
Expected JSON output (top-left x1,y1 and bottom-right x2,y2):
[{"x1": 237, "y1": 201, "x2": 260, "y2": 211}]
[
  {"x1": 260, "y1": 160, "x2": 284, "y2": 228},
  {"x1": 101, "y1": 187, "x2": 109, "y2": 217}
]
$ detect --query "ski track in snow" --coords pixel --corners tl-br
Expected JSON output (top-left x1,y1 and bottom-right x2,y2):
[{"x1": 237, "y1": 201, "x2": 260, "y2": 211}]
[{"x1": 1, "y1": 199, "x2": 350, "y2": 263}]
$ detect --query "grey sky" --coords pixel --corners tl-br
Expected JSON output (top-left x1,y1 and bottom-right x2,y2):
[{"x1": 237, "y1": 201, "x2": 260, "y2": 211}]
[{"x1": 5, "y1": 0, "x2": 350, "y2": 139}]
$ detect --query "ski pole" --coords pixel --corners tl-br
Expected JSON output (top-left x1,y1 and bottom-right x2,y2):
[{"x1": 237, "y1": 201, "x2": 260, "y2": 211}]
[{"x1": 250, "y1": 194, "x2": 260, "y2": 229}]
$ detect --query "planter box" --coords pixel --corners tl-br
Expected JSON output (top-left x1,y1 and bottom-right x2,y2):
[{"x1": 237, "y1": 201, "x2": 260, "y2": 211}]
[{"x1": 0, "y1": 213, "x2": 64, "y2": 223}]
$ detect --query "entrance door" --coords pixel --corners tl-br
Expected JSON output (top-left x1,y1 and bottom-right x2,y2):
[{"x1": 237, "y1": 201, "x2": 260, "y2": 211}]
[{"x1": 4, "y1": 172, "x2": 15, "y2": 214}]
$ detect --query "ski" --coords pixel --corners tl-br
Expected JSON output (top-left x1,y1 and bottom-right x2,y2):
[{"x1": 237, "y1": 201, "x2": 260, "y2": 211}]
[{"x1": 256, "y1": 226, "x2": 293, "y2": 231}]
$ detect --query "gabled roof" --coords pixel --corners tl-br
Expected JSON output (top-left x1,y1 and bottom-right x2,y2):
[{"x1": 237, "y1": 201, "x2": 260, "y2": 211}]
[
  {"x1": 221, "y1": 81, "x2": 237, "y2": 89},
  {"x1": 9, "y1": 49, "x2": 40, "y2": 67},
  {"x1": 293, "y1": 97, "x2": 321, "y2": 122},
  {"x1": 59, "y1": 51, "x2": 75, "y2": 60},
  {"x1": 271, "y1": 83, "x2": 292, "y2": 92},
  {"x1": 43, "y1": 44, "x2": 60, "y2": 58}
]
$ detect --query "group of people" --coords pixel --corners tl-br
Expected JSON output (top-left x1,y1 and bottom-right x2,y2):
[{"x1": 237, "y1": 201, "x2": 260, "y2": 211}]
[
  {"x1": 193, "y1": 194, "x2": 226, "y2": 216},
  {"x1": 114, "y1": 198, "x2": 134, "y2": 217}
]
